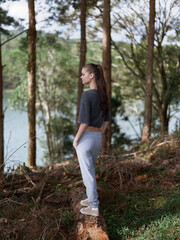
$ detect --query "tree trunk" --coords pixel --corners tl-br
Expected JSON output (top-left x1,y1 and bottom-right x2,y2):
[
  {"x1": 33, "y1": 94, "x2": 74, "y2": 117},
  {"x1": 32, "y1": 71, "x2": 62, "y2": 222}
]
[
  {"x1": 141, "y1": 0, "x2": 155, "y2": 143},
  {"x1": 36, "y1": 87, "x2": 53, "y2": 159},
  {"x1": 102, "y1": 0, "x2": 112, "y2": 151},
  {"x1": 70, "y1": 187, "x2": 109, "y2": 240},
  {"x1": 160, "y1": 108, "x2": 169, "y2": 134},
  {"x1": 153, "y1": 84, "x2": 169, "y2": 136},
  {"x1": 76, "y1": 0, "x2": 87, "y2": 130},
  {"x1": 0, "y1": 36, "x2": 4, "y2": 173},
  {"x1": 27, "y1": 0, "x2": 36, "y2": 167},
  {"x1": 157, "y1": 42, "x2": 169, "y2": 135}
]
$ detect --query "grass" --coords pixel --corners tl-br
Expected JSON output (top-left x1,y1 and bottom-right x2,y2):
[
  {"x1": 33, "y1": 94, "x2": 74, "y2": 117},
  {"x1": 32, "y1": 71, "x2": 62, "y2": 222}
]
[{"x1": 103, "y1": 185, "x2": 180, "y2": 240}]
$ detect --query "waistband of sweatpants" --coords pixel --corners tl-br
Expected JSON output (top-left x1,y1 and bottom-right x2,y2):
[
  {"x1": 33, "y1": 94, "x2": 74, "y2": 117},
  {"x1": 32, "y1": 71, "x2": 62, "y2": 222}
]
[
  {"x1": 86, "y1": 126, "x2": 101, "y2": 132},
  {"x1": 83, "y1": 131, "x2": 102, "y2": 136}
]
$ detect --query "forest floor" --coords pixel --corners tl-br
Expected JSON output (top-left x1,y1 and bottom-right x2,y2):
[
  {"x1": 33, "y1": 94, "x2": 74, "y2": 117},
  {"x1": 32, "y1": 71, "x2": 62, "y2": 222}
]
[{"x1": 0, "y1": 134, "x2": 180, "y2": 240}]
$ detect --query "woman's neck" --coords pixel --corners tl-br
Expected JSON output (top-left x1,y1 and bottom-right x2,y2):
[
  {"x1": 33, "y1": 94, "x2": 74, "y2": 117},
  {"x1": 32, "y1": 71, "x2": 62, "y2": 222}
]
[{"x1": 89, "y1": 80, "x2": 97, "y2": 89}]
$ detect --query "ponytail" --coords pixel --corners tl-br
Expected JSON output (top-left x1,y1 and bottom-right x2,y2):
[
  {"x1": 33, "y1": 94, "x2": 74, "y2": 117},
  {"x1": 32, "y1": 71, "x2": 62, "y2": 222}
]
[{"x1": 83, "y1": 63, "x2": 109, "y2": 116}]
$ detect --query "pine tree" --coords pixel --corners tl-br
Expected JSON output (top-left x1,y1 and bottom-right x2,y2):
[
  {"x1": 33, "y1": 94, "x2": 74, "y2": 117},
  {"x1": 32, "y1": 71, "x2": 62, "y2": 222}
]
[
  {"x1": 141, "y1": 0, "x2": 155, "y2": 142},
  {"x1": 102, "y1": 0, "x2": 111, "y2": 150},
  {"x1": 76, "y1": 0, "x2": 87, "y2": 131},
  {"x1": 0, "y1": 1, "x2": 19, "y2": 172},
  {"x1": 27, "y1": 0, "x2": 36, "y2": 167}
]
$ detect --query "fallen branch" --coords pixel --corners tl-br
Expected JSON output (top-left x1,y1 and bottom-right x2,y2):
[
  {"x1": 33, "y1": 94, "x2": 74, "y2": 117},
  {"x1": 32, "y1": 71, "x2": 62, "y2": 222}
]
[
  {"x1": 36, "y1": 171, "x2": 50, "y2": 204},
  {"x1": 101, "y1": 150, "x2": 149, "y2": 163},
  {"x1": 0, "y1": 198, "x2": 23, "y2": 207},
  {"x1": 70, "y1": 187, "x2": 109, "y2": 240},
  {"x1": 21, "y1": 170, "x2": 36, "y2": 187},
  {"x1": 3, "y1": 187, "x2": 33, "y2": 197},
  {"x1": 2, "y1": 179, "x2": 28, "y2": 188},
  {"x1": 67, "y1": 180, "x2": 83, "y2": 189},
  {"x1": 62, "y1": 166, "x2": 81, "y2": 178},
  {"x1": 101, "y1": 139, "x2": 180, "y2": 164}
]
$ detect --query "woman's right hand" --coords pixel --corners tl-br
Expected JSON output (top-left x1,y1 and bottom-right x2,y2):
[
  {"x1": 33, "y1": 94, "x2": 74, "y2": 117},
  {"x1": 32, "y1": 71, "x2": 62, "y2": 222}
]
[{"x1": 73, "y1": 138, "x2": 78, "y2": 148}]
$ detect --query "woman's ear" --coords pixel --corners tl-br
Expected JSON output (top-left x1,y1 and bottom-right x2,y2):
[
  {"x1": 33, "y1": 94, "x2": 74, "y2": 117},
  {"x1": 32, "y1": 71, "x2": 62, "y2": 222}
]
[{"x1": 90, "y1": 73, "x2": 94, "y2": 79}]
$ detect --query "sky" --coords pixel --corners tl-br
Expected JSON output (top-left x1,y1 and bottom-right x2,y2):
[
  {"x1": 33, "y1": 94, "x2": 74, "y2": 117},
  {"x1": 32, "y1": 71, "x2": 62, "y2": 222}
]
[
  {"x1": 1, "y1": 0, "x2": 81, "y2": 39},
  {"x1": 1, "y1": 0, "x2": 129, "y2": 41},
  {"x1": 1, "y1": 0, "x2": 179, "y2": 42}
]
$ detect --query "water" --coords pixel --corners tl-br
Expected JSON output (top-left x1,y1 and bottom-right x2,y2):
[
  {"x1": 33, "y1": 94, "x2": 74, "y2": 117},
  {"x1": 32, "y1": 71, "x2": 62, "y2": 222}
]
[
  {"x1": 120, "y1": 100, "x2": 180, "y2": 139},
  {"x1": 3, "y1": 91, "x2": 180, "y2": 170},
  {"x1": 4, "y1": 91, "x2": 44, "y2": 170}
]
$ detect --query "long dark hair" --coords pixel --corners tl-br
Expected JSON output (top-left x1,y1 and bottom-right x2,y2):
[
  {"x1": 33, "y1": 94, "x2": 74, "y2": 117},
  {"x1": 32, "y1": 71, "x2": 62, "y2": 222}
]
[{"x1": 83, "y1": 63, "x2": 109, "y2": 116}]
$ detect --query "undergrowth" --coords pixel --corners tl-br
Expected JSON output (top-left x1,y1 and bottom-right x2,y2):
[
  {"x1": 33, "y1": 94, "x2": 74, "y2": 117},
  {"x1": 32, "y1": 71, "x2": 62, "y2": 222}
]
[
  {"x1": 1, "y1": 134, "x2": 179, "y2": 239},
  {"x1": 103, "y1": 184, "x2": 180, "y2": 240}
]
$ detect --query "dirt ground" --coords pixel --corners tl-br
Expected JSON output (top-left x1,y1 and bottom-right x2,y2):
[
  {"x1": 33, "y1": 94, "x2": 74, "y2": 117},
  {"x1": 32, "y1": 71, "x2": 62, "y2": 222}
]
[{"x1": 0, "y1": 135, "x2": 180, "y2": 240}]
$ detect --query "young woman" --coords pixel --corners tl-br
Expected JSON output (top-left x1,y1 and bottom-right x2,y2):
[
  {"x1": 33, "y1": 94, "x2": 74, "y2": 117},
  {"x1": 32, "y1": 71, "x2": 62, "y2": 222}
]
[{"x1": 73, "y1": 63, "x2": 110, "y2": 217}]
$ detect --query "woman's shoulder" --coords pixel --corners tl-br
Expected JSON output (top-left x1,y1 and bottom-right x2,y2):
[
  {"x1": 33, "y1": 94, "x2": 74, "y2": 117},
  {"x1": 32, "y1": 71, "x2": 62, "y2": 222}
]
[
  {"x1": 81, "y1": 89, "x2": 99, "y2": 103},
  {"x1": 83, "y1": 89, "x2": 99, "y2": 98},
  {"x1": 83, "y1": 89, "x2": 99, "y2": 95}
]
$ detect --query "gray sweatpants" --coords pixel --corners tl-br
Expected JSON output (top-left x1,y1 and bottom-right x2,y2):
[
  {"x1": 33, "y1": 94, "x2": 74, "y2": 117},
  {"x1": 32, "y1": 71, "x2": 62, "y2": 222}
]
[{"x1": 76, "y1": 131, "x2": 102, "y2": 208}]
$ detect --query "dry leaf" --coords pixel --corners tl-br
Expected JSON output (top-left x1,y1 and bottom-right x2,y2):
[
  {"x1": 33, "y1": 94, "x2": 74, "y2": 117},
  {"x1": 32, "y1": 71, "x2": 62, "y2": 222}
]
[{"x1": 134, "y1": 174, "x2": 147, "y2": 181}]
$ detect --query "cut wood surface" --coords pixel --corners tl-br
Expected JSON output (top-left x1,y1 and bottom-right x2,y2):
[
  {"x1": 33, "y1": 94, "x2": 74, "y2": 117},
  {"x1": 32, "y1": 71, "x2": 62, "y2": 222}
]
[{"x1": 70, "y1": 187, "x2": 109, "y2": 240}]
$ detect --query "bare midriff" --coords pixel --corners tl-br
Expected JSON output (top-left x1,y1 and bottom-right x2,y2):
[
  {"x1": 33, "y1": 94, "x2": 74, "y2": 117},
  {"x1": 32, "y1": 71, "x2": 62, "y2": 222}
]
[{"x1": 86, "y1": 126, "x2": 101, "y2": 132}]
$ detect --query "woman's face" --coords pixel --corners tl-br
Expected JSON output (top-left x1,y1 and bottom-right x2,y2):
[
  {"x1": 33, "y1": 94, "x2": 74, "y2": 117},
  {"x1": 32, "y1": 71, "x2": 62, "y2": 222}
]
[{"x1": 81, "y1": 68, "x2": 94, "y2": 85}]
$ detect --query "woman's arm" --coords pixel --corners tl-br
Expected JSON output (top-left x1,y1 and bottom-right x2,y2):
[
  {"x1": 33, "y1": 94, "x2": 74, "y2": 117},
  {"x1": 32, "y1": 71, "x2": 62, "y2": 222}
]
[
  {"x1": 73, "y1": 123, "x2": 88, "y2": 148},
  {"x1": 101, "y1": 121, "x2": 109, "y2": 134}
]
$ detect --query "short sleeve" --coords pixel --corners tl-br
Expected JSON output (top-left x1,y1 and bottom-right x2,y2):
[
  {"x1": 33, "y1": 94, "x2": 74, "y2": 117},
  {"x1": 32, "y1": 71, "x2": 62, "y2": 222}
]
[
  {"x1": 78, "y1": 93, "x2": 90, "y2": 124},
  {"x1": 104, "y1": 109, "x2": 110, "y2": 122}
]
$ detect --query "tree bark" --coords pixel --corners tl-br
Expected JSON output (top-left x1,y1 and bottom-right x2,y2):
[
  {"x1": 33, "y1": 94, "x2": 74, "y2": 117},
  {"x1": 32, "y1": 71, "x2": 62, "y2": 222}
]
[
  {"x1": 160, "y1": 108, "x2": 169, "y2": 134},
  {"x1": 156, "y1": 42, "x2": 169, "y2": 135},
  {"x1": 141, "y1": 0, "x2": 155, "y2": 143},
  {"x1": 0, "y1": 35, "x2": 4, "y2": 173},
  {"x1": 102, "y1": 0, "x2": 112, "y2": 151},
  {"x1": 70, "y1": 187, "x2": 109, "y2": 240},
  {"x1": 36, "y1": 87, "x2": 53, "y2": 159},
  {"x1": 153, "y1": 83, "x2": 169, "y2": 135},
  {"x1": 27, "y1": 0, "x2": 36, "y2": 167},
  {"x1": 76, "y1": 0, "x2": 87, "y2": 131}
]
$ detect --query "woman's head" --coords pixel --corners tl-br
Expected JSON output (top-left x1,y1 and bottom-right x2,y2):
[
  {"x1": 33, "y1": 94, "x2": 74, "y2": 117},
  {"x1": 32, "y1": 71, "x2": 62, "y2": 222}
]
[
  {"x1": 82, "y1": 63, "x2": 103, "y2": 86},
  {"x1": 82, "y1": 63, "x2": 109, "y2": 115}
]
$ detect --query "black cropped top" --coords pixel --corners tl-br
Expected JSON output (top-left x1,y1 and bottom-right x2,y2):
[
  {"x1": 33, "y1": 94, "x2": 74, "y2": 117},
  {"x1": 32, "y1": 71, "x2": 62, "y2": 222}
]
[{"x1": 78, "y1": 89, "x2": 110, "y2": 128}]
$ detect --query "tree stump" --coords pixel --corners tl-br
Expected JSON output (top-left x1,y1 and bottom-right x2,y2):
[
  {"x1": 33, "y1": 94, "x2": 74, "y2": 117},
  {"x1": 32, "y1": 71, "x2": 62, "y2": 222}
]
[{"x1": 70, "y1": 187, "x2": 109, "y2": 240}]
